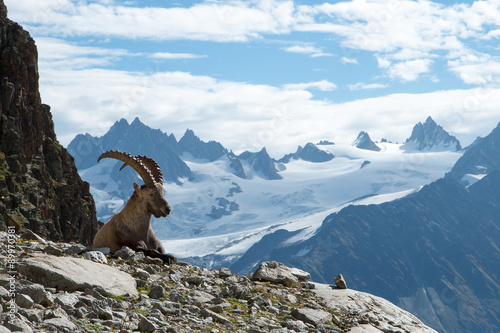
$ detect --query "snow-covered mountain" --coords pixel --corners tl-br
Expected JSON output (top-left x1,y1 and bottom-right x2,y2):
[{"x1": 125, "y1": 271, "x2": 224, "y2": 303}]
[
  {"x1": 353, "y1": 131, "x2": 381, "y2": 152},
  {"x1": 279, "y1": 142, "x2": 335, "y2": 163},
  {"x1": 68, "y1": 117, "x2": 462, "y2": 260},
  {"x1": 402, "y1": 116, "x2": 462, "y2": 152}
]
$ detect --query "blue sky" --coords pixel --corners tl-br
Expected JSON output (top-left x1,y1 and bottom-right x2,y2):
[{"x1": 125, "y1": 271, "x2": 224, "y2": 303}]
[{"x1": 6, "y1": 0, "x2": 500, "y2": 156}]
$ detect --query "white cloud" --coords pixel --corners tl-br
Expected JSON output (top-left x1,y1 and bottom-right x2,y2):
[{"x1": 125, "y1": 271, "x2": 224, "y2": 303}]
[
  {"x1": 340, "y1": 57, "x2": 358, "y2": 65},
  {"x1": 283, "y1": 45, "x2": 333, "y2": 57},
  {"x1": 283, "y1": 80, "x2": 337, "y2": 91},
  {"x1": 7, "y1": 0, "x2": 500, "y2": 84},
  {"x1": 388, "y1": 59, "x2": 433, "y2": 82},
  {"x1": 348, "y1": 82, "x2": 388, "y2": 91},
  {"x1": 299, "y1": 0, "x2": 500, "y2": 83},
  {"x1": 449, "y1": 60, "x2": 500, "y2": 85},
  {"x1": 6, "y1": 0, "x2": 303, "y2": 42},
  {"x1": 36, "y1": 61, "x2": 500, "y2": 157},
  {"x1": 35, "y1": 37, "x2": 130, "y2": 69},
  {"x1": 148, "y1": 52, "x2": 207, "y2": 60}
]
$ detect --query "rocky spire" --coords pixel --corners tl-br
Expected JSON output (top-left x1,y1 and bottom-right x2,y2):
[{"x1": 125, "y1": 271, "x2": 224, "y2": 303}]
[
  {"x1": 402, "y1": 116, "x2": 461, "y2": 152},
  {"x1": 353, "y1": 131, "x2": 381, "y2": 152},
  {"x1": 0, "y1": 0, "x2": 98, "y2": 244}
]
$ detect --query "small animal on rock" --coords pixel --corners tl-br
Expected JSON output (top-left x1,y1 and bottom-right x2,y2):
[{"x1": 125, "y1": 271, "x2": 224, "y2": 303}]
[{"x1": 93, "y1": 150, "x2": 177, "y2": 264}]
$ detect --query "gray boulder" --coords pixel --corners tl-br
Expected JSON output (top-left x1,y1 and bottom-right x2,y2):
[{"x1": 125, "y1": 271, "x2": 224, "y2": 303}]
[
  {"x1": 334, "y1": 273, "x2": 347, "y2": 289},
  {"x1": 16, "y1": 253, "x2": 137, "y2": 297},
  {"x1": 251, "y1": 261, "x2": 299, "y2": 284},
  {"x1": 83, "y1": 251, "x2": 108, "y2": 264}
]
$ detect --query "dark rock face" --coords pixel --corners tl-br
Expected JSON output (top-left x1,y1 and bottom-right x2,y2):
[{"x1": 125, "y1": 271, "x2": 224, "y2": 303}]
[
  {"x1": 402, "y1": 116, "x2": 462, "y2": 152},
  {"x1": 0, "y1": 2, "x2": 97, "y2": 244},
  {"x1": 353, "y1": 131, "x2": 381, "y2": 152}
]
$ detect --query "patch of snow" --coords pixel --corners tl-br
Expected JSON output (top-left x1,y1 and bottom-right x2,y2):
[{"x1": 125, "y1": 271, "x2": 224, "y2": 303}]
[{"x1": 461, "y1": 173, "x2": 487, "y2": 187}]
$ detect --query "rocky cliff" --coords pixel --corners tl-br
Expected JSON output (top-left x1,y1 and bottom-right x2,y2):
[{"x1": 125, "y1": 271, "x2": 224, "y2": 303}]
[{"x1": 0, "y1": 1, "x2": 98, "y2": 244}]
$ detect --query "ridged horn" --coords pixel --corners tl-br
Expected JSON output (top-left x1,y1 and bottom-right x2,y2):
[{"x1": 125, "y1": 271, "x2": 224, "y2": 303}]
[
  {"x1": 137, "y1": 155, "x2": 163, "y2": 185},
  {"x1": 98, "y1": 150, "x2": 155, "y2": 187}
]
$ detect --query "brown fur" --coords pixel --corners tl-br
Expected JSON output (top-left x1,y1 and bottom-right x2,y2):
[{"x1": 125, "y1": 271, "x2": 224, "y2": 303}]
[{"x1": 93, "y1": 152, "x2": 176, "y2": 264}]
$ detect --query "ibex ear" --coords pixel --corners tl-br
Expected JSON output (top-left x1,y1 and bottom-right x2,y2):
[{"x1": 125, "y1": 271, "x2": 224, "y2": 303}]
[{"x1": 133, "y1": 182, "x2": 141, "y2": 192}]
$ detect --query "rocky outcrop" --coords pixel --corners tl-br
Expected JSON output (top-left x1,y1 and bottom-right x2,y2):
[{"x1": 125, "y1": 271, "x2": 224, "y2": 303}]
[
  {"x1": 0, "y1": 1, "x2": 97, "y2": 244},
  {"x1": 0, "y1": 231, "x2": 436, "y2": 332},
  {"x1": 314, "y1": 286, "x2": 435, "y2": 333}
]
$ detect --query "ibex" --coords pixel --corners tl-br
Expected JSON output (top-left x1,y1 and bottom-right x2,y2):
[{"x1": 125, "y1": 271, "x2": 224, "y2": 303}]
[{"x1": 93, "y1": 150, "x2": 177, "y2": 264}]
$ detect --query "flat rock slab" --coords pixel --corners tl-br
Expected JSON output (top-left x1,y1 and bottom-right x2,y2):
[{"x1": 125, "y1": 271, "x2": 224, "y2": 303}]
[
  {"x1": 17, "y1": 253, "x2": 137, "y2": 297},
  {"x1": 291, "y1": 307, "x2": 332, "y2": 325},
  {"x1": 313, "y1": 288, "x2": 437, "y2": 333}
]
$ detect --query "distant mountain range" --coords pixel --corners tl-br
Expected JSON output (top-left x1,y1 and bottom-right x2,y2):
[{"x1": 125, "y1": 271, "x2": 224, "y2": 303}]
[
  {"x1": 227, "y1": 123, "x2": 500, "y2": 333},
  {"x1": 66, "y1": 116, "x2": 500, "y2": 333}
]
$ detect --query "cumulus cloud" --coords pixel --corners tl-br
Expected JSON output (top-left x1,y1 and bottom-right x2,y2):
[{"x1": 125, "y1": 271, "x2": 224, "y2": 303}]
[
  {"x1": 7, "y1": 0, "x2": 500, "y2": 83},
  {"x1": 36, "y1": 59, "x2": 500, "y2": 157},
  {"x1": 387, "y1": 59, "x2": 433, "y2": 82},
  {"x1": 6, "y1": 0, "x2": 302, "y2": 42},
  {"x1": 300, "y1": 0, "x2": 500, "y2": 82}
]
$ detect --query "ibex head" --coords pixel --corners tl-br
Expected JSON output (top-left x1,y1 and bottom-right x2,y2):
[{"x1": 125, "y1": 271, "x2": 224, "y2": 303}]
[{"x1": 98, "y1": 150, "x2": 171, "y2": 218}]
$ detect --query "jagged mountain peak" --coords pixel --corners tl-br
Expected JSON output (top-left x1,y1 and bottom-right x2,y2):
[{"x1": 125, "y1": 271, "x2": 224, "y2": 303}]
[
  {"x1": 180, "y1": 128, "x2": 197, "y2": 140},
  {"x1": 279, "y1": 142, "x2": 334, "y2": 163},
  {"x1": 68, "y1": 117, "x2": 190, "y2": 183},
  {"x1": 402, "y1": 116, "x2": 461, "y2": 152},
  {"x1": 239, "y1": 148, "x2": 282, "y2": 180},
  {"x1": 353, "y1": 131, "x2": 381, "y2": 152},
  {"x1": 178, "y1": 128, "x2": 227, "y2": 162}
]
